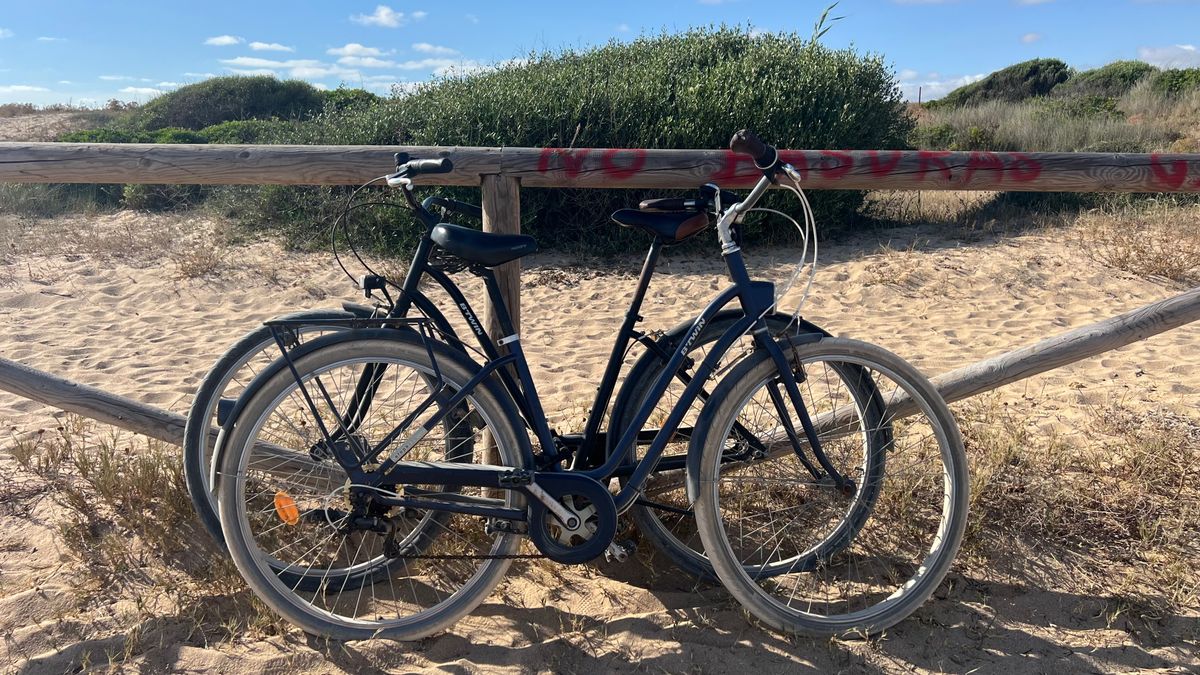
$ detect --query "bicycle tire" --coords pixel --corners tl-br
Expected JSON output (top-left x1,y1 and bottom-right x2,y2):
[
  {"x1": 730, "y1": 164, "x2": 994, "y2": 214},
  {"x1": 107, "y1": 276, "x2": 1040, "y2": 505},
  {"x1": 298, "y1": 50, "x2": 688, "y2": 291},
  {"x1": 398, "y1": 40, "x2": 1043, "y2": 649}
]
[
  {"x1": 608, "y1": 314, "x2": 884, "y2": 579},
  {"x1": 692, "y1": 337, "x2": 968, "y2": 636},
  {"x1": 184, "y1": 309, "x2": 363, "y2": 548},
  {"x1": 218, "y1": 333, "x2": 529, "y2": 641}
]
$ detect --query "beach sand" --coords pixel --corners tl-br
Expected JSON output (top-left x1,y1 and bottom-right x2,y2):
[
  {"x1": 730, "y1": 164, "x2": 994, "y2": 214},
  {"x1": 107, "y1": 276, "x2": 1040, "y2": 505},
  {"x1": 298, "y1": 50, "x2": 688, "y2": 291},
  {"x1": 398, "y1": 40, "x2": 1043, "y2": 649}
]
[{"x1": 1, "y1": 209, "x2": 1197, "y2": 673}]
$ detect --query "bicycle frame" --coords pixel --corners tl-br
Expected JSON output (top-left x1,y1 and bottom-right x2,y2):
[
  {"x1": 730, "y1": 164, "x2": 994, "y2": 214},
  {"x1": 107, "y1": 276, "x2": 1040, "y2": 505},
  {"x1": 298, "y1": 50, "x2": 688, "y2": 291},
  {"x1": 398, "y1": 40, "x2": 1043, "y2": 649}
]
[{"x1": 285, "y1": 169, "x2": 845, "y2": 530}]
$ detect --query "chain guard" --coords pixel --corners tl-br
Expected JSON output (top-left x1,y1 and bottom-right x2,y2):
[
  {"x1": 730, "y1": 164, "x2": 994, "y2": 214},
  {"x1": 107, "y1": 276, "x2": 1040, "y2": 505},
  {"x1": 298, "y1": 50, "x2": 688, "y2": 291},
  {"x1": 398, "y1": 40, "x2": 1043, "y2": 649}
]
[{"x1": 527, "y1": 473, "x2": 617, "y2": 564}]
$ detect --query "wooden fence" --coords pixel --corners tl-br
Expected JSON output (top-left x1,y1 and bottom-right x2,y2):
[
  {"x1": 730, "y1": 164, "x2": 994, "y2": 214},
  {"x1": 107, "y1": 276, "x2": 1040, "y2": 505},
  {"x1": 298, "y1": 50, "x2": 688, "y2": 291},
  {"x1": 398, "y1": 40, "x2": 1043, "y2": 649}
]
[{"x1": 1, "y1": 141, "x2": 1198, "y2": 444}]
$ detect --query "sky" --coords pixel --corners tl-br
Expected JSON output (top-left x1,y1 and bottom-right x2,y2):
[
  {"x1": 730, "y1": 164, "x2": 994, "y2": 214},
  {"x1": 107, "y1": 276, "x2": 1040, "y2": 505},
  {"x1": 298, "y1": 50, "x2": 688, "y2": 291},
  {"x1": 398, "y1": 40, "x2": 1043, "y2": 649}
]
[{"x1": 1, "y1": 0, "x2": 1198, "y2": 106}]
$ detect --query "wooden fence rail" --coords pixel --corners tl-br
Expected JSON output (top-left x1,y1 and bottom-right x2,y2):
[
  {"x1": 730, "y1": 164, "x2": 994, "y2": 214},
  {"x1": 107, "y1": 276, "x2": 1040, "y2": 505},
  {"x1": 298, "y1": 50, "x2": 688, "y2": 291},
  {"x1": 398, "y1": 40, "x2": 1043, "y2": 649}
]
[
  {"x1": 1, "y1": 141, "x2": 1198, "y2": 445},
  {"x1": 3, "y1": 142, "x2": 1200, "y2": 192}
]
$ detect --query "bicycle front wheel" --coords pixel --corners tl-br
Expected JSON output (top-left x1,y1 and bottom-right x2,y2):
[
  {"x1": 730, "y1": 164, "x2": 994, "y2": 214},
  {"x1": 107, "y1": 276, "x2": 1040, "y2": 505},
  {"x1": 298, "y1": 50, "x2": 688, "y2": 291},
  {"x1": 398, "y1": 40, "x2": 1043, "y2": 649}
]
[
  {"x1": 217, "y1": 334, "x2": 528, "y2": 641},
  {"x1": 693, "y1": 337, "x2": 968, "y2": 636}
]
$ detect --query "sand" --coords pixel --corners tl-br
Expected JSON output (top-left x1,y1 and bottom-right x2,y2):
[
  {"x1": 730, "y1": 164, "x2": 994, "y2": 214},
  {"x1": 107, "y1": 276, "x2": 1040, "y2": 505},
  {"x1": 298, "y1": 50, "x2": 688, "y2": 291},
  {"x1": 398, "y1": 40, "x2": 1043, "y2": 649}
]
[{"x1": 1, "y1": 209, "x2": 1197, "y2": 673}]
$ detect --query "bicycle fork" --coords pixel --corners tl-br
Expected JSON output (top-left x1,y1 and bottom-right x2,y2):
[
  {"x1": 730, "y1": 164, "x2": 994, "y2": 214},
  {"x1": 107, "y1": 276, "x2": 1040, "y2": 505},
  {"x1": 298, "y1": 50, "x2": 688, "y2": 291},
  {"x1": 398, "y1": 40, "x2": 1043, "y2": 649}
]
[{"x1": 755, "y1": 332, "x2": 854, "y2": 496}]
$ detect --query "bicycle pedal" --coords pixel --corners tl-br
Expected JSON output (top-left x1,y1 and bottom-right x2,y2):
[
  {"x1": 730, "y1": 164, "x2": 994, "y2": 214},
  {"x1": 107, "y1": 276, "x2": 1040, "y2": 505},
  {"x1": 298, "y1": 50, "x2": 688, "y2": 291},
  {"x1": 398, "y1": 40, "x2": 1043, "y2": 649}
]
[{"x1": 604, "y1": 539, "x2": 636, "y2": 563}]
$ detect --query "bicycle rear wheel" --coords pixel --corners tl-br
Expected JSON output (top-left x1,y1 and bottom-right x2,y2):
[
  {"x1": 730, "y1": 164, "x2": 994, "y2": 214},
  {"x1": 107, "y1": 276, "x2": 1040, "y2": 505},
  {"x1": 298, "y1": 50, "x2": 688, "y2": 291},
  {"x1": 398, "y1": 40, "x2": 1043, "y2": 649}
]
[
  {"x1": 184, "y1": 309, "x2": 364, "y2": 547},
  {"x1": 693, "y1": 337, "x2": 968, "y2": 636},
  {"x1": 217, "y1": 334, "x2": 528, "y2": 641}
]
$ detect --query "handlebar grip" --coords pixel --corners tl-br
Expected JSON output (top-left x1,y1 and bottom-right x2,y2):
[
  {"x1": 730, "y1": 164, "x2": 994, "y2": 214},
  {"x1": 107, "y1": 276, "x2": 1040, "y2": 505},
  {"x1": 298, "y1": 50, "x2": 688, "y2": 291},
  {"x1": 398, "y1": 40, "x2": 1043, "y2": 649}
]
[
  {"x1": 729, "y1": 129, "x2": 778, "y2": 170},
  {"x1": 404, "y1": 158, "x2": 454, "y2": 176}
]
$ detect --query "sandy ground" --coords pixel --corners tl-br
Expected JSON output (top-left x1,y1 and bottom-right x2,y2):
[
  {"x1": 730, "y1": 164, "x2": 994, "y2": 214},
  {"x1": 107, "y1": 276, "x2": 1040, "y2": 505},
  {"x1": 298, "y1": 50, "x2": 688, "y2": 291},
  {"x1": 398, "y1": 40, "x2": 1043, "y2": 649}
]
[
  {"x1": 0, "y1": 113, "x2": 91, "y2": 142},
  {"x1": 0, "y1": 208, "x2": 1197, "y2": 672}
]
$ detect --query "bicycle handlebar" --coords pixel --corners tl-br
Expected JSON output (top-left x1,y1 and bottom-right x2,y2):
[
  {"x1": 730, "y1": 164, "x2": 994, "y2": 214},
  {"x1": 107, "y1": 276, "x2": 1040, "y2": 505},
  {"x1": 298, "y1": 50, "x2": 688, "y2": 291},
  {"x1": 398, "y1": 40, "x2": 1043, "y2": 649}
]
[
  {"x1": 403, "y1": 158, "x2": 454, "y2": 176},
  {"x1": 729, "y1": 129, "x2": 779, "y2": 171}
]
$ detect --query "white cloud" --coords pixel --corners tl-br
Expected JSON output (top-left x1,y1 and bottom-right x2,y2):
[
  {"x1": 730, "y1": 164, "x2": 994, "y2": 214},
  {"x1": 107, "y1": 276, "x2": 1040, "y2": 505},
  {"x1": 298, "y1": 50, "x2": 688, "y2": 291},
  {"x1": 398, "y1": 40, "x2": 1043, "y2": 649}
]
[
  {"x1": 327, "y1": 43, "x2": 385, "y2": 57},
  {"x1": 220, "y1": 56, "x2": 360, "y2": 80},
  {"x1": 183, "y1": 72, "x2": 217, "y2": 78},
  {"x1": 617, "y1": 23, "x2": 630, "y2": 32},
  {"x1": 249, "y1": 41, "x2": 294, "y2": 52},
  {"x1": 412, "y1": 42, "x2": 458, "y2": 55},
  {"x1": 58, "y1": 80, "x2": 72, "y2": 84},
  {"x1": 312, "y1": 82, "x2": 329, "y2": 91},
  {"x1": 1021, "y1": 32, "x2": 1042, "y2": 43},
  {"x1": 0, "y1": 28, "x2": 13, "y2": 39},
  {"x1": 204, "y1": 35, "x2": 243, "y2": 46},
  {"x1": 465, "y1": 13, "x2": 479, "y2": 24},
  {"x1": 337, "y1": 56, "x2": 397, "y2": 68},
  {"x1": 0, "y1": 84, "x2": 49, "y2": 93},
  {"x1": 898, "y1": 71, "x2": 986, "y2": 101},
  {"x1": 351, "y1": 5, "x2": 423, "y2": 28},
  {"x1": 99, "y1": 75, "x2": 134, "y2": 81},
  {"x1": 36, "y1": 36, "x2": 66, "y2": 42},
  {"x1": 1138, "y1": 44, "x2": 1200, "y2": 67},
  {"x1": 156, "y1": 81, "x2": 180, "y2": 87},
  {"x1": 226, "y1": 68, "x2": 278, "y2": 77},
  {"x1": 119, "y1": 86, "x2": 163, "y2": 96}
]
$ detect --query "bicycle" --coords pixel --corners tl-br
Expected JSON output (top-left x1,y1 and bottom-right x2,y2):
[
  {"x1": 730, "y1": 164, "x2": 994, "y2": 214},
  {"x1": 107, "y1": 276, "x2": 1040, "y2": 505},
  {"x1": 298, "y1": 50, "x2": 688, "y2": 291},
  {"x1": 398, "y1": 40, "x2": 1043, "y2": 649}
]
[
  {"x1": 212, "y1": 130, "x2": 970, "y2": 641},
  {"x1": 184, "y1": 159, "x2": 831, "y2": 582}
]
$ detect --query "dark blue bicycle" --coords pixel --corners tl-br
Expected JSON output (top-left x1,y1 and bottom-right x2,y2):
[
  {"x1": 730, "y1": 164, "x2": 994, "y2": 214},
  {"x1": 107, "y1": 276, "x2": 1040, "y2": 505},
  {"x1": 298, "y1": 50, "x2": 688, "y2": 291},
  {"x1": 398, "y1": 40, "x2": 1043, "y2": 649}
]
[{"x1": 212, "y1": 131, "x2": 969, "y2": 641}]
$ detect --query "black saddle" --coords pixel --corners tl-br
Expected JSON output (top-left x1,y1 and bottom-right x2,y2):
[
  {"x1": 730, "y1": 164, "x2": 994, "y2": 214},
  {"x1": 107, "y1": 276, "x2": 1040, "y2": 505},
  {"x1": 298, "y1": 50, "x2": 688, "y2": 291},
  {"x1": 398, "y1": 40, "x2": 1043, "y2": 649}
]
[
  {"x1": 611, "y1": 209, "x2": 709, "y2": 244},
  {"x1": 431, "y1": 223, "x2": 538, "y2": 267}
]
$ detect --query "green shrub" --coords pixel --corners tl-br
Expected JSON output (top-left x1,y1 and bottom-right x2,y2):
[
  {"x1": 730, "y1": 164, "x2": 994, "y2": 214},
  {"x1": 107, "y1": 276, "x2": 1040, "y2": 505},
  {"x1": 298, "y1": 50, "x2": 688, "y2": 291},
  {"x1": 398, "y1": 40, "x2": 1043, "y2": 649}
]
[
  {"x1": 1054, "y1": 61, "x2": 1157, "y2": 98},
  {"x1": 257, "y1": 27, "x2": 913, "y2": 252},
  {"x1": 121, "y1": 184, "x2": 206, "y2": 211},
  {"x1": 931, "y1": 58, "x2": 1072, "y2": 108},
  {"x1": 1151, "y1": 68, "x2": 1200, "y2": 95},
  {"x1": 1035, "y1": 95, "x2": 1123, "y2": 121},
  {"x1": 134, "y1": 76, "x2": 325, "y2": 130},
  {"x1": 321, "y1": 87, "x2": 381, "y2": 112},
  {"x1": 57, "y1": 127, "x2": 208, "y2": 144},
  {"x1": 198, "y1": 119, "x2": 292, "y2": 144}
]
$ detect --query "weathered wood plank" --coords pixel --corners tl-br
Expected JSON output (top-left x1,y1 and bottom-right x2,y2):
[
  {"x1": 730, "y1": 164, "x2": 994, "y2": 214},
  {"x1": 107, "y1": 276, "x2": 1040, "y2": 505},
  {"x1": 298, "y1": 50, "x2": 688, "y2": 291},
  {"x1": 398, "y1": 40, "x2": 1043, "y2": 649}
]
[
  {"x1": 0, "y1": 356, "x2": 189, "y2": 445},
  {"x1": 3, "y1": 142, "x2": 1199, "y2": 192}
]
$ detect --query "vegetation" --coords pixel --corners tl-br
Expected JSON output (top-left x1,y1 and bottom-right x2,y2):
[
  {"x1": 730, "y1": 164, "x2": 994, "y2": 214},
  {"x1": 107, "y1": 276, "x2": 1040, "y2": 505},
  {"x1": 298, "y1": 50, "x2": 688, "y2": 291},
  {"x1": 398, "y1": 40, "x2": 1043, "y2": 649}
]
[
  {"x1": 133, "y1": 76, "x2": 324, "y2": 130},
  {"x1": 929, "y1": 58, "x2": 1072, "y2": 109},
  {"x1": 1052, "y1": 60, "x2": 1158, "y2": 98},
  {"x1": 1151, "y1": 67, "x2": 1200, "y2": 96}
]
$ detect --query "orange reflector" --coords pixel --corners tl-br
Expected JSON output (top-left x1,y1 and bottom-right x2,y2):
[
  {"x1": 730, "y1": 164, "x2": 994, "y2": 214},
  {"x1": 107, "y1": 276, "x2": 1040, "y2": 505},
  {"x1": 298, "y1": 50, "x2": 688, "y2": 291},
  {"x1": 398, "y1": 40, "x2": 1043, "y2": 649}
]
[{"x1": 274, "y1": 491, "x2": 300, "y2": 526}]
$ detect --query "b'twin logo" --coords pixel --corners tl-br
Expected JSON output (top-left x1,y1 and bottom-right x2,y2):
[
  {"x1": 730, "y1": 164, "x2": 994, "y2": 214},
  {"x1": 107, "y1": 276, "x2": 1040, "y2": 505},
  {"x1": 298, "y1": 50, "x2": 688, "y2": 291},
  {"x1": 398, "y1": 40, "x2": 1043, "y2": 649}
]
[
  {"x1": 461, "y1": 303, "x2": 484, "y2": 336},
  {"x1": 682, "y1": 318, "x2": 706, "y2": 352}
]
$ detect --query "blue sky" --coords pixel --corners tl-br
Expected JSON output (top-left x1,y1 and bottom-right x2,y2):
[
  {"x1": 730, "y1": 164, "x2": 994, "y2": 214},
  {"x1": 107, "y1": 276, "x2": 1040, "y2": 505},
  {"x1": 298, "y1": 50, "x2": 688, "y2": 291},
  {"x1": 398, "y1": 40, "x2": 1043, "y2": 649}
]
[{"x1": 1, "y1": 0, "x2": 1198, "y2": 106}]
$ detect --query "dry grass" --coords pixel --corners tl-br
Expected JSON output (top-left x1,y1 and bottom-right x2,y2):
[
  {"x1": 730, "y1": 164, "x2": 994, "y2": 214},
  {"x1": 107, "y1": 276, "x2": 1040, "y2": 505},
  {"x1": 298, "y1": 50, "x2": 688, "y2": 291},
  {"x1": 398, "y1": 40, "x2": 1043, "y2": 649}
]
[
  {"x1": 956, "y1": 395, "x2": 1200, "y2": 617},
  {"x1": 5, "y1": 416, "x2": 287, "y2": 659},
  {"x1": 1074, "y1": 202, "x2": 1200, "y2": 284}
]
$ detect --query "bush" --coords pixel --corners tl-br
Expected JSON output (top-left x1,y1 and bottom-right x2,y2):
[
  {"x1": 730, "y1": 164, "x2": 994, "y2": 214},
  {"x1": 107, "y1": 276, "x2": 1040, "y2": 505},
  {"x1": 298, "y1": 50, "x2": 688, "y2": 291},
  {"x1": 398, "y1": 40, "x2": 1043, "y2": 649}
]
[
  {"x1": 122, "y1": 184, "x2": 205, "y2": 211},
  {"x1": 1054, "y1": 61, "x2": 1157, "y2": 98},
  {"x1": 198, "y1": 119, "x2": 292, "y2": 144},
  {"x1": 1151, "y1": 68, "x2": 1200, "y2": 96},
  {"x1": 134, "y1": 76, "x2": 325, "y2": 130},
  {"x1": 57, "y1": 127, "x2": 208, "y2": 144},
  {"x1": 321, "y1": 87, "x2": 381, "y2": 112},
  {"x1": 1035, "y1": 95, "x2": 1123, "y2": 121},
  {"x1": 931, "y1": 58, "x2": 1072, "y2": 108},
  {"x1": 261, "y1": 27, "x2": 913, "y2": 252}
]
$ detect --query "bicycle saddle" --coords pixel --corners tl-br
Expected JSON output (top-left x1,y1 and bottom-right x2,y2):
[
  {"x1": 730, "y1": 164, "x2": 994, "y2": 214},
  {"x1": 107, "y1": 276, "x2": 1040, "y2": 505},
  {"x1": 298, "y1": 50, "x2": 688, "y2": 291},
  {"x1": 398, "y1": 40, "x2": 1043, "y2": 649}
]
[
  {"x1": 611, "y1": 209, "x2": 709, "y2": 244},
  {"x1": 431, "y1": 223, "x2": 538, "y2": 267}
]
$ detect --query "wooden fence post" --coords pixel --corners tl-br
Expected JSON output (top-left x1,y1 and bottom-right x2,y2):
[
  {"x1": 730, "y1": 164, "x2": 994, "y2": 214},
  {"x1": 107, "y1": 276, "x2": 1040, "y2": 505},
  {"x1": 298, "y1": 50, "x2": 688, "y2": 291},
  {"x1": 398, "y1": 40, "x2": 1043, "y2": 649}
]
[
  {"x1": 480, "y1": 174, "x2": 521, "y2": 469},
  {"x1": 481, "y1": 174, "x2": 523, "y2": 338}
]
